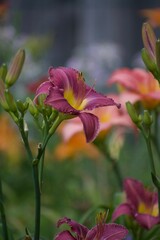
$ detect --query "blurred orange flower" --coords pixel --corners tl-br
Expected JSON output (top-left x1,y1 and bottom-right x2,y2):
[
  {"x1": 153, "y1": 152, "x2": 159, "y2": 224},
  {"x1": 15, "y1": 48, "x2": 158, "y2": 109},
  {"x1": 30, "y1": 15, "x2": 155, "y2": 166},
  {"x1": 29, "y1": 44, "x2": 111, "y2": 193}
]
[
  {"x1": 108, "y1": 68, "x2": 160, "y2": 109},
  {"x1": 0, "y1": 1, "x2": 9, "y2": 19},
  {"x1": 54, "y1": 132, "x2": 102, "y2": 161},
  {"x1": 141, "y1": 8, "x2": 160, "y2": 27},
  {"x1": 0, "y1": 114, "x2": 22, "y2": 162}
]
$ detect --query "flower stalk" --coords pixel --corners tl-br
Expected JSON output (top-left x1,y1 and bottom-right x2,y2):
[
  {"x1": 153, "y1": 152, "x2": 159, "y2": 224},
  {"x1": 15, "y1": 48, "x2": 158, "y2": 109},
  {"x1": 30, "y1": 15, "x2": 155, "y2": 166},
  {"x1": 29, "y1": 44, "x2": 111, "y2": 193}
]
[{"x1": 0, "y1": 178, "x2": 9, "y2": 240}]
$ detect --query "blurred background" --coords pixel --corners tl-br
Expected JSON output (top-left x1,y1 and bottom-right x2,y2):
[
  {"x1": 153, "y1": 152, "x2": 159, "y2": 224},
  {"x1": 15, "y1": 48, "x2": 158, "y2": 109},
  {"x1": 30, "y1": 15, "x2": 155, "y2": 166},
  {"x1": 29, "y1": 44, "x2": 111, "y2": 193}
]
[{"x1": 0, "y1": 0, "x2": 160, "y2": 239}]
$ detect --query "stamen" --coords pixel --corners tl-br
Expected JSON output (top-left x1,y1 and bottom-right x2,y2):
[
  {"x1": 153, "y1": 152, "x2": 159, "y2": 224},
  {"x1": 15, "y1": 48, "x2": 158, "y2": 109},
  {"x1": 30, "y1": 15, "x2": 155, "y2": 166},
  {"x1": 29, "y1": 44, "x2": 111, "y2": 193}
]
[{"x1": 96, "y1": 211, "x2": 108, "y2": 239}]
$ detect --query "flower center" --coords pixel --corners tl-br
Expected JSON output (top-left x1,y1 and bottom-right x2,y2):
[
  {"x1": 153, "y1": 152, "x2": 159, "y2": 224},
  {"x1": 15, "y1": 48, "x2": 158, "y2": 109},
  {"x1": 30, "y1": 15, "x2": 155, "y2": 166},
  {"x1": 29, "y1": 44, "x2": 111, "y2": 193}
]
[
  {"x1": 64, "y1": 88, "x2": 87, "y2": 110},
  {"x1": 138, "y1": 202, "x2": 158, "y2": 217}
]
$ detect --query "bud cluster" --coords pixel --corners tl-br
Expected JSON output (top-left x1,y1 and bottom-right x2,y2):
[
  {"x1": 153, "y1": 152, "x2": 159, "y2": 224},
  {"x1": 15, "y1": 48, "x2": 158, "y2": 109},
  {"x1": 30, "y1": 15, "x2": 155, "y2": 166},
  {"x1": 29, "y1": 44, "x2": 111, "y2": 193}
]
[{"x1": 126, "y1": 101, "x2": 153, "y2": 137}]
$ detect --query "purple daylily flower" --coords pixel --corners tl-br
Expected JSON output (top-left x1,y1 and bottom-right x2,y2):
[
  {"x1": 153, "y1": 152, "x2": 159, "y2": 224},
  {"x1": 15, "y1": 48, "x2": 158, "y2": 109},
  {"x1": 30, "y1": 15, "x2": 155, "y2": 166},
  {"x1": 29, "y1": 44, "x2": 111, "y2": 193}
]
[
  {"x1": 112, "y1": 178, "x2": 160, "y2": 229},
  {"x1": 35, "y1": 67, "x2": 120, "y2": 142},
  {"x1": 54, "y1": 216, "x2": 128, "y2": 240}
]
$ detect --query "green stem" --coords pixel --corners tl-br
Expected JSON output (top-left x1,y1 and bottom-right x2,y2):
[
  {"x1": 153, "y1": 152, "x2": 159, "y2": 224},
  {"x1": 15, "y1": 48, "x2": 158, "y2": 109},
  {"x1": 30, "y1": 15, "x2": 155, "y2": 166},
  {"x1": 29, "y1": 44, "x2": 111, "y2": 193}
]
[
  {"x1": 18, "y1": 117, "x2": 41, "y2": 240},
  {"x1": 105, "y1": 151, "x2": 123, "y2": 189},
  {"x1": 158, "y1": 188, "x2": 160, "y2": 218},
  {"x1": 95, "y1": 141, "x2": 123, "y2": 189},
  {"x1": 145, "y1": 136, "x2": 156, "y2": 176},
  {"x1": 0, "y1": 178, "x2": 9, "y2": 240},
  {"x1": 38, "y1": 115, "x2": 63, "y2": 190},
  {"x1": 32, "y1": 160, "x2": 41, "y2": 240},
  {"x1": 39, "y1": 151, "x2": 45, "y2": 192},
  {"x1": 141, "y1": 127, "x2": 160, "y2": 216},
  {"x1": 136, "y1": 225, "x2": 144, "y2": 240}
]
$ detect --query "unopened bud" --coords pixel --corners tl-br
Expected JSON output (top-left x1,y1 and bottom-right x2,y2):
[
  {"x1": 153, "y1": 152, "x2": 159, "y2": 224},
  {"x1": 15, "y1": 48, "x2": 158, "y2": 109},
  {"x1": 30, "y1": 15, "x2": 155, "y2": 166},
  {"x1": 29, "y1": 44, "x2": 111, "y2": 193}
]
[
  {"x1": 5, "y1": 49, "x2": 25, "y2": 87},
  {"x1": 16, "y1": 99, "x2": 29, "y2": 113},
  {"x1": 126, "y1": 101, "x2": 140, "y2": 124},
  {"x1": 5, "y1": 89, "x2": 17, "y2": 113},
  {"x1": 143, "y1": 110, "x2": 153, "y2": 126},
  {"x1": 156, "y1": 39, "x2": 160, "y2": 71},
  {"x1": 0, "y1": 64, "x2": 7, "y2": 81},
  {"x1": 0, "y1": 79, "x2": 9, "y2": 110},
  {"x1": 141, "y1": 48, "x2": 157, "y2": 73},
  {"x1": 142, "y1": 22, "x2": 156, "y2": 60},
  {"x1": 27, "y1": 97, "x2": 39, "y2": 117}
]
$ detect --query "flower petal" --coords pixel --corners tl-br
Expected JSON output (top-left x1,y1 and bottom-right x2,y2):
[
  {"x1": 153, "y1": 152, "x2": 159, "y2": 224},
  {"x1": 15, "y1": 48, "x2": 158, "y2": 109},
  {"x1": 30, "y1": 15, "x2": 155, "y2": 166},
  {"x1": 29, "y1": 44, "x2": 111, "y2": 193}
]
[
  {"x1": 86, "y1": 224, "x2": 128, "y2": 240},
  {"x1": 112, "y1": 203, "x2": 133, "y2": 222},
  {"x1": 135, "y1": 213, "x2": 160, "y2": 229},
  {"x1": 34, "y1": 80, "x2": 52, "y2": 102},
  {"x1": 45, "y1": 87, "x2": 78, "y2": 114},
  {"x1": 103, "y1": 224, "x2": 128, "y2": 240},
  {"x1": 55, "y1": 230, "x2": 76, "y2": 240},
  {"x1": 79, "y1": 112, "x2": 99, "y2": 142},
  {"x1": 84, "y1": 87, "x2": 121, "y2": 110},
  {"x1": 57, "y1": 217, "x2": 88, "y2": 239},
  {"x1": 142, "y1": 22, "x2": 156, "y2": 60},
  {"x1": 49, "y1": 67, "x2": 86, "y2": 101},
  {"x1": 124, "y1": 178, "x2": 158, "y2": 208}
]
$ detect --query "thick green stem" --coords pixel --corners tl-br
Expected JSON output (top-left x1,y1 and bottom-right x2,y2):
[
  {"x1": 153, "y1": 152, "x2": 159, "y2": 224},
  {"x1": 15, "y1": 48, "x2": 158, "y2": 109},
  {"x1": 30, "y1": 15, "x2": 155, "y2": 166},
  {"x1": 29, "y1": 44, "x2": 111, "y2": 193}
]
[
  {"x1": 18, "y1": 117, "x2": 41, "y2": 240},
  {"x1": 32, "y1": 160, "x2": 41, "y2": 240},
  {"x1": 145, "y1": 136, "x2": 156, "y2": 176},
  {"x1": 38, "y1": 115, "x2": 63, "y2": 190},
  {"x1": 0, "y1": 178, "x2": 9, "y2": 240}
]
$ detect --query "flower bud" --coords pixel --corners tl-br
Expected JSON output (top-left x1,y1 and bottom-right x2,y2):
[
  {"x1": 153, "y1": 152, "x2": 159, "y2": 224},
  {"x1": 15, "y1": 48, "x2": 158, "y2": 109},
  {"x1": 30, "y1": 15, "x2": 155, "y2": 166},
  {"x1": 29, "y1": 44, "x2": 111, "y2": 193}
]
[
  {"x1": 16, "y1": 99, "x2": 29, "y2": 113},
  {"x1": 27, "y1": 97, "x2": 39, "y2": 117},
  {"x1": 156, "y1": 39, "x2": 160, "y2": 71},
  {"x1": 142, "y1": 22, "x2": 156, "y2": 60},
  {"x1": 5, "y1": 49, "x2": 25, "y2": 87},
  {"x1": 0, "y1": 63, "x2": 7, "y2": 81},
  {"x1": 5, "y1": 89, "x2": 17, "y2": 113},
  {"x1": 141, "y1": 48, "x2": 157, "y2": 73},
  {"x1": 126, "y1": 101, "x2": 140, "y2": 124},
  {"x1": 0, "y1": 79, "x2": 9, "y2": 110},
  {"x1": 143, "y1": 110, "x2": 153, "y2": 126}
]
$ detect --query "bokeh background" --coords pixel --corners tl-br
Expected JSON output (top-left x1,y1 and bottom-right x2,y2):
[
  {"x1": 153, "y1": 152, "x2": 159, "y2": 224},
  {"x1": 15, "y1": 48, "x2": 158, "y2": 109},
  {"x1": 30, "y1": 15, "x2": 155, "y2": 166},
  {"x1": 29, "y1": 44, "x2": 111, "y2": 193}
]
[{"x1": 0, "y1": 0, "x2": 160, "y2": 239}]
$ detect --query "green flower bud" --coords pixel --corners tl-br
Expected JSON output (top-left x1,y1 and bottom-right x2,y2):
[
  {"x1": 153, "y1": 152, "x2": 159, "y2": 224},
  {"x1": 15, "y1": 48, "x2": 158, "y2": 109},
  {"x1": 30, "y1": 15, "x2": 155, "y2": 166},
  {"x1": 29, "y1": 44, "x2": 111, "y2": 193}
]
[
  {"x1": 5, "y1": 89, "x2": 17, "y2": 113},
  {"x1": 16, "y1": 99, "x2": 29, "y2": 113},
  {"x1": 126, "y1": 101, "x2": 141, "y2": 124},
  {"x1": 156, "y1": 39, "x2": 160, "y2": 71},
  {"x1": 27, "y1": 97, "x2": 39, "y2": 117},
  {"x1": 143, "y1": 110, "x2": 153, "y2": 126},
  {"x1": 0, "y1": 79, "x2": 9, "y2": 110},
  {"x1": 141, "y1": 48, "x2": 157, "y2": 73},
  {"x1": 142, "y1": 22, "x2": 156, "y2": 61},
  {"x1": 0, "y1": 63, "x2": 7, "y2": 81},
  {"x1": 5, "y1": 49, "x2": 25, "y2": 87}
]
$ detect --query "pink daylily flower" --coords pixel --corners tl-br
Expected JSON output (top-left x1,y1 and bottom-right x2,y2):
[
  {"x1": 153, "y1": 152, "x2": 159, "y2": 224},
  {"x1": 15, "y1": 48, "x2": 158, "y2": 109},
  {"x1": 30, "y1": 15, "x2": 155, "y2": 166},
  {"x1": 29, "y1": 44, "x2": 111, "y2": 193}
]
[
  {"x1": 108, "y1": 68, "x2": 160, "y2": 109},
  {"x1": 112, "y1": 178, "x2": 160, "y2": 229},
  {"x1": 35, "y1": 67, "x2": 120, "y2": 142},
  {"x1": 55, "y1": 216, "x2": 128, "y2": 240}
]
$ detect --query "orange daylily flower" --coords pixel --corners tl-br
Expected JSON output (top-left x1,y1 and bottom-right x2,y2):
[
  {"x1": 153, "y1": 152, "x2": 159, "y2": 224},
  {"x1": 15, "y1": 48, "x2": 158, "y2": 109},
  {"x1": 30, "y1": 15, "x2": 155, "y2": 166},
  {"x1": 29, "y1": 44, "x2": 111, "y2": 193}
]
[
  {"x1": 141, "y1": 8, "x2": 160, "y2": 27},
  {"x1": 108, "y1": 68, "x2": 160, "y2": 109},
  {"x1": 54, "y1": 132, "x2": 102, "y2": 161},
  {"x1": 0, "y1": 114, "x2": 22, "y2": 162}
]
